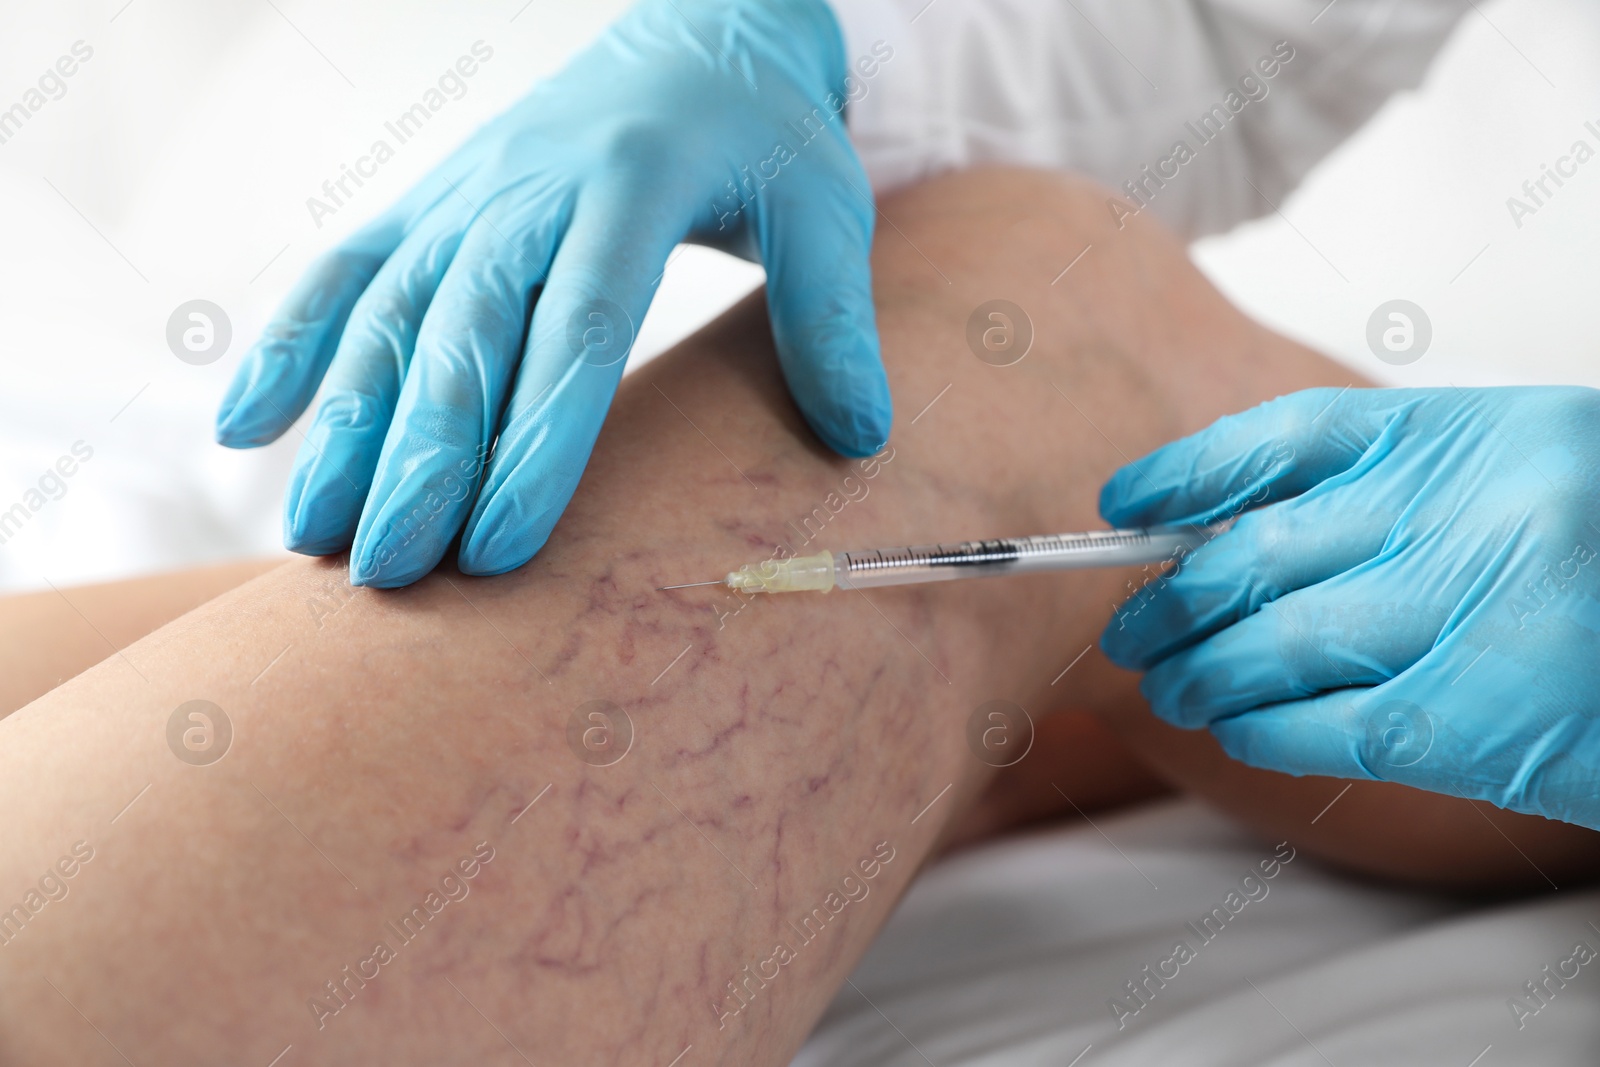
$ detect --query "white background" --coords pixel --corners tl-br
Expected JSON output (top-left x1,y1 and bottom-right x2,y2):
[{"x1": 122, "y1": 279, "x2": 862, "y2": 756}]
[{"x1": 0, "y1": 0, "x2": 1595, "y2": 592}]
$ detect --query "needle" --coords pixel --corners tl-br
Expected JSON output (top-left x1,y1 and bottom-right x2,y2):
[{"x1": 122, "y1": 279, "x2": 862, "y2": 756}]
[{"x1": 657, "y1": 580, "x2": 724, "y2": 590}]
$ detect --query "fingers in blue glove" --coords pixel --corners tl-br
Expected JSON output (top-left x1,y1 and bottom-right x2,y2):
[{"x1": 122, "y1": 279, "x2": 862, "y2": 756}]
[
  {"x1": 1212, "y1": 647, "x2": 1600, "y2": 823},
  {"x1": 1098, "y1": 386, "x2": 1418, "y2": 528},
  {"x1": 1208, "y1": 671, "x2": 1472, "y2": 787},
  {"x1": 1207, "y1": 688, "x2": 1385, "y2": 780},
  {"x1": 1102, "y1": 485, "x2": 1394, "y2": 670},
  {"x1": 216, "y1": 229, "x2": 403, "y2": 447},
  {"x1": 457, "y1": 186, "x2": 679, "y2": 577},
  {"x1": 283, "y1": 216, "x2": 470, "y2": 554},
  {"x1": 758, "y1": 151, "x2": 891, "y2": 457},
  {"x1": 349, "y1": 195, "x2": 570, "y2": 587},
  {"x1": 1138, "y1": 567, "x2": 1452, "y2": 729}
]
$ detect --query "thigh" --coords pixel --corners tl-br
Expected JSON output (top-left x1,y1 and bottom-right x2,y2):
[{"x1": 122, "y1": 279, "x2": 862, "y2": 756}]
[{"x1": 0, "y1": 559, "x2": 285, "y2": 716}]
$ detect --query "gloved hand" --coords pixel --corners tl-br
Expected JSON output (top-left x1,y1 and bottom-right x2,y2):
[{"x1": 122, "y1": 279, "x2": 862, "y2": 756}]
[
  {"x1": 1099, "y1": 386, "x2": 1600, "y2": 830},
  {"x1": 216, "y1": 0, "x2": 891, "y2": 587}
]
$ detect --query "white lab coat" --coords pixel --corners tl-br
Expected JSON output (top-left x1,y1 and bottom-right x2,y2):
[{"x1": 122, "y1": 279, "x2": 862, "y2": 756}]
[{"x1": 826, "y1": 0, "x2": 1472, "y2": 237}]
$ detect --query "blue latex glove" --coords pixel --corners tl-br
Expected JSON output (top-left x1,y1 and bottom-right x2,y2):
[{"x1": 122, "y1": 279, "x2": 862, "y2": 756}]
[
  {"x1": 216, "y1": 0, "x2": 891, "y2": 587},
  {"x1": 1099, "y1": 386, "x2": 1600, "y2": 829}
]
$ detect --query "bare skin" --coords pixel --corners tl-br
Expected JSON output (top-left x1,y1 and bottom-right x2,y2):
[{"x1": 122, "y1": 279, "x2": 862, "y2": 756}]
[
  {"x1": 0, "y1": 559, "x2": 284, "y2": 716},
  {"x1": 0, "y1": 564, "x2": 1174, "y2": 847},
  {"x1": 0, "y1": 168, "x2": 1592, "y2": 1067}
]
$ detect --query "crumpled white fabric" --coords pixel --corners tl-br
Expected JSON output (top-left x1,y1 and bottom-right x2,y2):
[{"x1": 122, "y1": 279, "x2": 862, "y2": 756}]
[
  {"x1": 795, "y1": 798, "x2": 1600, "y2": 1065},
  {"x1": 826, "y1": 0, "x2": 1472, "y2": 238}
]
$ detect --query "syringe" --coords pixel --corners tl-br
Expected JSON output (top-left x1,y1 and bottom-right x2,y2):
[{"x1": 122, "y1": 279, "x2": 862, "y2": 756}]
[{"x1": 659, "y1": 523, "x2": 1226, "y2": 595}]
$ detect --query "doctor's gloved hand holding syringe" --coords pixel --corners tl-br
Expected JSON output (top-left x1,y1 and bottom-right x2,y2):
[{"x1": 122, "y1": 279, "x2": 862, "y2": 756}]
[{"x1": 1099, "y1": 387, "x2": 1600, "y2": 831}]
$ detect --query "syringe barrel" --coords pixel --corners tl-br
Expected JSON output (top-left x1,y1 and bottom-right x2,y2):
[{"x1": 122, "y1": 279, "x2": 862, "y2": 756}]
[{"x1": 832, "y1": 525, "x2": 1216, "y2": 590}]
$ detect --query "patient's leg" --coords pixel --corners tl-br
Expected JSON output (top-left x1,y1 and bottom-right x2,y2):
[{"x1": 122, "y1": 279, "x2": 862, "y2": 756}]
[
  {"x1": 0, "y1": 566, "x2": 1172, "y2": 836},
  {"x1": 0, "y1": 167, "x2": 1583, "y2": 1067},
  {"x1": 0, "y1": 559, "x2": 283, "y2": 715},
  {"x1": 5, "y1": 550, "x2": 1572, "y2": 886}
]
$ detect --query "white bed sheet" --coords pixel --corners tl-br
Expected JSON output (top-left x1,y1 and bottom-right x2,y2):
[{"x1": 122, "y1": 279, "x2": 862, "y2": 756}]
[{"x1": 795, "y1": 799, "x2": 1600, "y2": 1065}]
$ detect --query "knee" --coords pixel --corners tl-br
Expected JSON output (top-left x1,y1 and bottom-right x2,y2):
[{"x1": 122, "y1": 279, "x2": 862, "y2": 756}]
[
  {"x1": 872, "y1": 166, "x2": 1179, "y2": 281},
  {"x1": 862, "y1": 165, "x2": 1212, "y2": 433},
  {"x1": 868, "y1": 164, "x2": 1194, "y2": 327},
  {"x1": 883, "y1": 166, "x2": 1116, "y2": 229}
]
